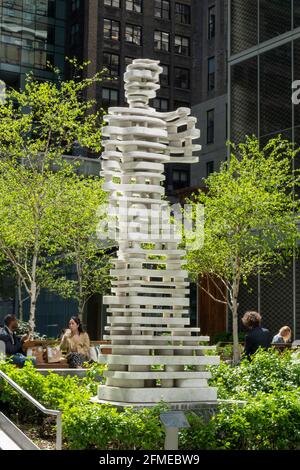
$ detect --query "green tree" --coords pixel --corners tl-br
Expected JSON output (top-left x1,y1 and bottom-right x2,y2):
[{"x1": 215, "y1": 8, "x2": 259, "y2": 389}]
[
  {"x1": 0, "y1": 161, "x2": 75, "y2": 331},
  {"x1": 47, "y1": 174, "x2": 112, "y2": 320},
  {"x1": 0, "y1": 253, "x2": 28, "y2": 321},
  {"x1": 0, "y1": 62, "x2": 106, "y2": 331},
  {"x1": 185, "y1": 136, "x2": 300, "y2": 363}
]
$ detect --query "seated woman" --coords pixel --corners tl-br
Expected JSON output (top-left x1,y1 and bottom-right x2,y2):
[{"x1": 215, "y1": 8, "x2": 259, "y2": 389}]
[
  {"x1": 272, "y1": 326, "x2": 292, "y2": 345},
  {"x1": 60, "y1": 316, "x2": 90, "y2": 368}
]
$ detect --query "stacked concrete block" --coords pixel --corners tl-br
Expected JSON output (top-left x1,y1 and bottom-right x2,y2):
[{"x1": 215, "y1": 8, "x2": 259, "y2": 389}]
[{"x1": 98, "y1": 59, "x2": 219, "y2": 404}]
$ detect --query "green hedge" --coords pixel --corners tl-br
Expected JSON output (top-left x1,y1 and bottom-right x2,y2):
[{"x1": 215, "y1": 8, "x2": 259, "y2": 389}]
[
  {"x1": 181, "y1": 391, "x2": 300, "y2": 450},
  {"x1": 0, "y1": 360, "x2": 98, "y2": 422},
  {"x1": 209, "y1": 348, "x2": 300, "y2": 399},
  {"x1": 62, "y1": 403, "x2": 167, "y2": 450},
  {"x1": 0, "y1": 360, "x2": 167, "y2": 449},
  {"x1": 1, "y1": 350, "x2": 300, "y2": 450}
]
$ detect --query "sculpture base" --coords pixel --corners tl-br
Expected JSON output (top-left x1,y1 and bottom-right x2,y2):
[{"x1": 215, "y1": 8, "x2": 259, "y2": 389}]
[
  {"x1": 96, "y1": 385, "x2": 217, "y2": 404},
  {"x1": 91, "y1": 395, "x2": 246, "y2": 412},
  {"x1": 91, "y1": 396, "x2": 219, "y2": 411}
]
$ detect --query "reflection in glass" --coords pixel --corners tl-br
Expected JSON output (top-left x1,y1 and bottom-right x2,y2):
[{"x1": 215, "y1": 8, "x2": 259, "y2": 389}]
[
  {"x1": 21, "y1": 48, "x2": 35, "y2": 66},
  {"x1": 0, "y1": 43, "x2": 21, "y2": 64},
  {"x1": 0, "y1": 0, "x2": 64, "y2": 73}
]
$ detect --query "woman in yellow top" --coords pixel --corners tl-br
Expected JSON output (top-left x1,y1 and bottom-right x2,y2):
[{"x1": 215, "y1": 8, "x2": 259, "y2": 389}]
[{"x1": 60, "y1": 316, "x2": 90, "y2": 368}]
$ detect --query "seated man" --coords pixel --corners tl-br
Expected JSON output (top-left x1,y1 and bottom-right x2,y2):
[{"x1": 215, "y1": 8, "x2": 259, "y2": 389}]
[
  {"x1": 242, "y1": 311, "x2": 272, "y2": 360},
  {"x1": 0, "y1": 314, "x2": 35, "y2": 367}
]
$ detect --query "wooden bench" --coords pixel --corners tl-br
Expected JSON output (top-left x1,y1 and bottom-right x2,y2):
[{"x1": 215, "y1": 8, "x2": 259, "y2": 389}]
[
  {"x1": 35, "y1": 368, "x2": 97, "y2": 378},
  {"x1": 35, "y1": 361, "x2": 69, "y2": 369},
  {"x1": 24, "y1": 339, "x2": 112, "y2": 369},
  {"x1": 272, "y1": 343, "x2": 292, "y2": 352},
  {"x1": 22, "y1": 339, "x2": 65, "y2": 368}
]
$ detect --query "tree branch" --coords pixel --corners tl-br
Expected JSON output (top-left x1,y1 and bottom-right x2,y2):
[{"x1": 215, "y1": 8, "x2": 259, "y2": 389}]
[
  {"x1": 206, "y1": 274, "x2": 228, "y2": 303},
  {"x1": 214, "y1": 273, "x2": 232, "y2": 293},
  {"x1": 198, "y1": 282, "x2": 228, "y2": 306},
  {"x1": 0, "y1": 243, "x2": 31, "y2": 294}
]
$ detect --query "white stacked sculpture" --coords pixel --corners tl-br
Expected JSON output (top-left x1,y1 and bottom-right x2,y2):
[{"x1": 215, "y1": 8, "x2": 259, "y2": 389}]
[{"x1": 98, "y1": 59, "x2": 219, "y2": 405}]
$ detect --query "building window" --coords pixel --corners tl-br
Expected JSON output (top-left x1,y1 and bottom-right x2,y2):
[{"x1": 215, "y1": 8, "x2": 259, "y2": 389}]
[
  {"x1": 47, "y1": 24, "x2": 55, "y2": 44},
  {"x1": 46, "y1": 52, "x2": 55, "y2": 67},
  {"x1": 125, "y1": 24, "x2": 142, "y2": 45},
  {"x1": 103, "y1": 52, "x2": 119, "y2": 77},
  {"x1": 175, "y1": 3, "x2": 191, "y2": 24},
  {"x1": 48, "y1": 0, "x2": 56, "y2": 16},
  {"x1": 104, "y1": 0, "x2": 120, "y2": 7},
  {"x1": 125, "y1": 57, "x2": 134, "y2": 68},
  {"x1": 71, "y1": 24, "x2": 80, "y2": 45},
  {"x1": 208, "y1": 56, "x2": 215, "y2": 91},
  {"x1": 154, "y1": 0, "x2": 170, "y2": 20},
  {"x1": 35, "y1": 1, "x2": 49, "y2": 15},
  {"x1": 102, "y1": 88, "x2": 119, "y2": 107},
  {"x1": 103, "y1": 19, "x2": 120, "y2": 41},
  {"x1": 206, "y1": 161, "x2": 214, "y2": 177},
  {"x1": 126, "y1": 0, "x2": 142, "y2": 13},
  {"x1": 174, "y1": 67, "x2": 190, "y2": 89},
  {"x1": 174, "y1": 35, "x2": 190, "y2": 56},
  {"x1": 160, "y1": 64, "x2": 169, "y2": 86},
  {"x1": 154, "y1": 31, "x2": 170, "y2": 51},
  {"x1": 33, "y1": 51, "x2": 54, "y2": 69},
  {"x1": 208, "y1": 5, "x2": 216, "y2": 39},
  {"x1": 172, "y1": 169, "x2": 189, "y2": 189},
  {"x1": 34, "y1": 50, "x2": 46, "y2": 69},
  {"x1": 174, "y1": 100, "x2": 190, "y2": 109},
  {"x1": 21, "y1": 48, "x2": 34, "y2": 66},
  {"x1": 207, "y1": 109, "x2": 214, "y2": 144},
  {"x1": 0, "y1": 43, "x2": 20, "y2": 65},
  {"x1": 153, "y1": 97, "x2": 169, "y2": 112},
  {"x1": 71, "y1": 0, "x2": 80, "y2": 11}
]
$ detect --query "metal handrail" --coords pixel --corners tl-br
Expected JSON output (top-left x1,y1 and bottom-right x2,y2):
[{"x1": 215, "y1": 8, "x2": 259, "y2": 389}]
[{"x1": 0, "y1": 370, "x2": 62, "y2": 450}]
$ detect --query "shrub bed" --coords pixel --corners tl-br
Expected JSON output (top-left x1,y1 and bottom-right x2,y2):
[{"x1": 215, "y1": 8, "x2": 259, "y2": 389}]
[
  {"x1": 209, "y1": 348, "x2": 300, "y2": 399},
  {"x1": 180, "y1": 391, "x2": 300, "y2": 450},
  {"x1": 1, "y1": 349, "x2": 300, "y2": 450}
]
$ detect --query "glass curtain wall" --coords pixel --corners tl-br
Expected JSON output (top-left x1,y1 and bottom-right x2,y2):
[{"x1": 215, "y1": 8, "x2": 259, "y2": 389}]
[{"x1": 0, "y1": 0, "x2": 65, "y2": 87}]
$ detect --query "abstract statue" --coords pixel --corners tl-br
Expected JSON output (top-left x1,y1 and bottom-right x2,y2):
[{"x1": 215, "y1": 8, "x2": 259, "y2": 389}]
[{"x1": 98, "y1": 59, "x2": 219, "y2": 405}]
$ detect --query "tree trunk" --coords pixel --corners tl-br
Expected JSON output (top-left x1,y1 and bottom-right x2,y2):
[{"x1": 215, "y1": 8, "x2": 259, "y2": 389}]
[
  {"x1": 231, "y1": 290, "x2": 240, "y2": 364},
  {"x1": 29, "y1": 280, "x2": 37, "y2": 334},
  {"x1": 17, "y1": 274, "x2": 23, "y2": 321},
  {"x1": 77, "y1": 299, "x2": 85, "y2": 321},
  {"x1": 232, "y1": 257, "x2": 241, "y2": 364},
  {"x1": 29, "y1": 249, "x2": 39, "y2": 334},
  {"x1": 76, "y1": 256, "x2": 84, "y2": 321}
]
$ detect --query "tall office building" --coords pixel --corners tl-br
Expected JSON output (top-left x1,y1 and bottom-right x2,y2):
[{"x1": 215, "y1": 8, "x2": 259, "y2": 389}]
[
  {"x1": 228, "y1": 0, "x2": 300, "y2": 338},
  {"x1": 190, "y1": 0, "x2": 228, "y2": 188},
  {"x1": 190, "y1": 1, "x2": 300, "y2": 339},
  {"x1": 0, "y1": 0, "x2": 65, "y2": 89},
  {"x1": 176, "y1": 1, "x2": 228, "y2": 340}
]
